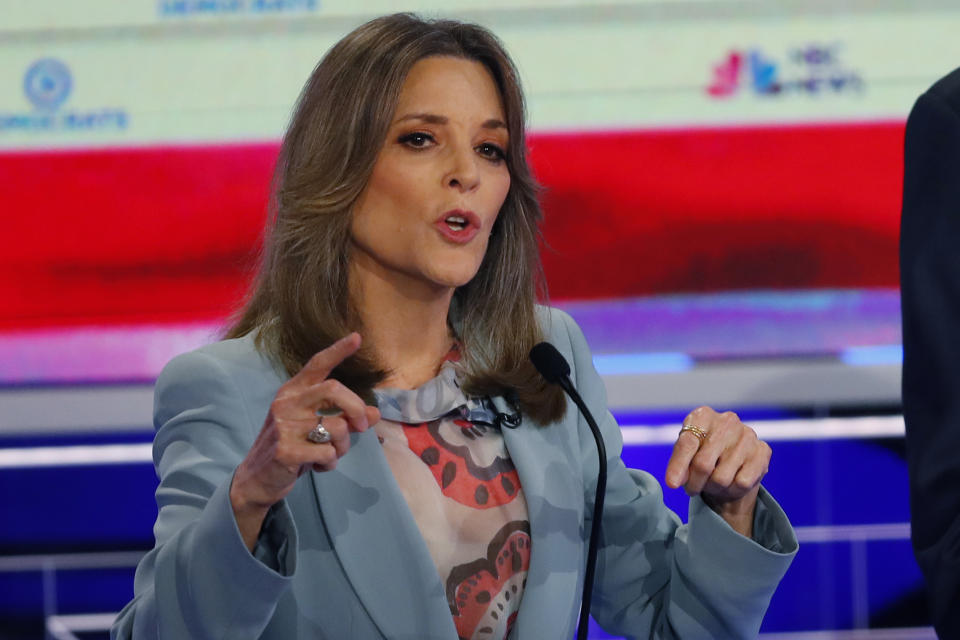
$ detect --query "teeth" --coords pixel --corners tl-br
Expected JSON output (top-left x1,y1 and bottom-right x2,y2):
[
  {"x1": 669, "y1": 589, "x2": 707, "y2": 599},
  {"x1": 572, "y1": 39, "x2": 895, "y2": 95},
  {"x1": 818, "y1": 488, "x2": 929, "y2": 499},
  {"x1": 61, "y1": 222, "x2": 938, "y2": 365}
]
[{"x1": 445, "y1": 216, "x2": 467, "y2": 231}]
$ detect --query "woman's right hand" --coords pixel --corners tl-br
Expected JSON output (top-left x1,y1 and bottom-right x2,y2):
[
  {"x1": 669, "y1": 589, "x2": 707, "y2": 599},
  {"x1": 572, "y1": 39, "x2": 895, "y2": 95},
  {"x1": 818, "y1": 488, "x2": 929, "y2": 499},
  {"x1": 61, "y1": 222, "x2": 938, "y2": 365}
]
[{"x1": 229, "y1": 333, "x2": 381, "y2": 550}]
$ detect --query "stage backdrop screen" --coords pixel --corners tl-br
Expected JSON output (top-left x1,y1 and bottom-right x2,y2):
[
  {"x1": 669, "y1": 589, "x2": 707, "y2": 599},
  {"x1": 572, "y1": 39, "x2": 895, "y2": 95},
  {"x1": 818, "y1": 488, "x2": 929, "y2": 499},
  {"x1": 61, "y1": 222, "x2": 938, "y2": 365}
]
[{"x1": 1, "y1": 0, "x2": 954, "y2": 381}]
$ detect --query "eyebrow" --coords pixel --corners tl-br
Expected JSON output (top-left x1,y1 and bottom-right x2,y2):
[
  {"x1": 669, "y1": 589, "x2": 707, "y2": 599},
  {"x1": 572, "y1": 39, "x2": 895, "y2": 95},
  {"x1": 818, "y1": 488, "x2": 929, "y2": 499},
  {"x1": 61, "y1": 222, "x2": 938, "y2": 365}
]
[{"x1": 394, "y1": 112, "x2": 507, "y2": 130}]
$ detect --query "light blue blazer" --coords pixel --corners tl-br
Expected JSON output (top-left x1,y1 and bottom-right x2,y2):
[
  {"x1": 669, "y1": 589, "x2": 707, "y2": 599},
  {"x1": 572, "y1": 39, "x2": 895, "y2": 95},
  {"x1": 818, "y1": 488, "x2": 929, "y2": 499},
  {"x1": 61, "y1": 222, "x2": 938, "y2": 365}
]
[{"x1": 112, "y1": 307, "x2": 797, "y2": 640}]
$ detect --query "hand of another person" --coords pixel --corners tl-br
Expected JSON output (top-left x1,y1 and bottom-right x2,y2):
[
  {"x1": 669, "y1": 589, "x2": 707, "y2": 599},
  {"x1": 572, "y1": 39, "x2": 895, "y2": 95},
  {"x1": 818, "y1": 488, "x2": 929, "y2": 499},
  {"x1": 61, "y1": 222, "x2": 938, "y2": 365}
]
[
  {"x1": 664, "y1": 406, "x2": 771, "y2": 538},
  {"x1": 229, "y1": 333, "x2": 381, "y2": 549}
]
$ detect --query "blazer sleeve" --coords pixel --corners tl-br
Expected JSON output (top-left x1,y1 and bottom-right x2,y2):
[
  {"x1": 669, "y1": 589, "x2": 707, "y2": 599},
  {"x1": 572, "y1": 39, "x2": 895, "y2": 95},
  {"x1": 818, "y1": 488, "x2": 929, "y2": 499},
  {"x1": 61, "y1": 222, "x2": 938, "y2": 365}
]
[
  {"x1": 111, "y1": 350, "x2": 298, "y2": 640},
  {"x1": 553, "y1": 308, "x2": 797, "y2": 639},
  {"x1": 901, "y1": 69, "x2": 960, "y2": 639}
]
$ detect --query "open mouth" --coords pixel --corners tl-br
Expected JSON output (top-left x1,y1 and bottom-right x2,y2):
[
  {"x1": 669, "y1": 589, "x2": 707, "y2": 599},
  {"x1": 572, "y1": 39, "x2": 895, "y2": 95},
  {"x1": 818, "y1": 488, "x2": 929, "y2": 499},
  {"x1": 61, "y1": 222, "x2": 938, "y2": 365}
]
[{"x1": 445, "y1": 215, "x2": 468, "y2": 231}]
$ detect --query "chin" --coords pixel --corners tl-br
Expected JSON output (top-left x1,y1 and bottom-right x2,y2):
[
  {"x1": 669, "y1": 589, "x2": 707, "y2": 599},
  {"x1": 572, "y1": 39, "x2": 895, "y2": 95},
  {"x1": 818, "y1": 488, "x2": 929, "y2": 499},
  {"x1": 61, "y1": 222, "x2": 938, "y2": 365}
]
[
  {"x1": 425, "y1": 253, "x2": 486, "y2": 287},
  {"x1": 429, "y1": 265, "x2": 484, "y2": 289},
  {"x1": 435, "y1": 274, "x2": 480, "y2": 290}
]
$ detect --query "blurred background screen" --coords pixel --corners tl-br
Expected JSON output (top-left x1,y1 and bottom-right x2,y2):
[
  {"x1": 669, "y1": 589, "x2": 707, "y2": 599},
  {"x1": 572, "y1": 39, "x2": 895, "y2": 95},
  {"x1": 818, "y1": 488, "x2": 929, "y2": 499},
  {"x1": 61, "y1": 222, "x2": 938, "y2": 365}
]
[{"x1": 0, "y1": 1, "x2": 953, "y2": 638}]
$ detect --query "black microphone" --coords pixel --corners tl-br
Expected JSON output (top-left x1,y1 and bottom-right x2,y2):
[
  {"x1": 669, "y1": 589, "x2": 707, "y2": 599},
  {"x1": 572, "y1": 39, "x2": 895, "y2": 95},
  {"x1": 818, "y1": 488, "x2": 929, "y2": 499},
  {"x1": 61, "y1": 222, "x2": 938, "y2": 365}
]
[{"x1": 529, "y1": 342, "x2": 606, "y2": 640}]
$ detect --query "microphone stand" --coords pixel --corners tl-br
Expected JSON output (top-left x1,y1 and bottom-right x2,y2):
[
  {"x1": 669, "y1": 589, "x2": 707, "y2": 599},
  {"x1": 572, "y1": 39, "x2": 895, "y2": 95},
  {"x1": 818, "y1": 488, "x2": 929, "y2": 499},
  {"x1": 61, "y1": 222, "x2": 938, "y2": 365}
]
[
  {"x1": 529, "y1": 341, "x2": 607, "y2": 640},
  {"x1": 556, "y1": 375, "x2": 608, "y2": 640}
]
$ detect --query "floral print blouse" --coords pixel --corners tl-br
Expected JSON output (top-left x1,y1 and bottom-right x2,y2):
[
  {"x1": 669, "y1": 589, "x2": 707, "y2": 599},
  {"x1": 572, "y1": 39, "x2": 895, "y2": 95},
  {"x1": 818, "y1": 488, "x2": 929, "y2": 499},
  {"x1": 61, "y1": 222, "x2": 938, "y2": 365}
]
[{"x1": 373, "y1": 349, "x2": 530, "y2": 640}]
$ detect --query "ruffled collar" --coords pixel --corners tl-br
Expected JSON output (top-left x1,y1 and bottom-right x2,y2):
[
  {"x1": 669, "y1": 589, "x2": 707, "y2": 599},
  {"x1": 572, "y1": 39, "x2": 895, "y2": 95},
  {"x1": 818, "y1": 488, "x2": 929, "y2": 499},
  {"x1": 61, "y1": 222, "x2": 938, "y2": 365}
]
[{"x1": 373, "y1": 360, "x2": 521, "y2": 429}]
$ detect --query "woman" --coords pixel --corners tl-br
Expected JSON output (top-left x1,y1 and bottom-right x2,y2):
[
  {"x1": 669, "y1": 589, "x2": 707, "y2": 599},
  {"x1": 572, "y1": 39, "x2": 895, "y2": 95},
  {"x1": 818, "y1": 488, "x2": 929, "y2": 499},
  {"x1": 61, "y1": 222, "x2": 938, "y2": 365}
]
[{"x1": 112, "y1": 13, "x2": 796, "y2": 640}]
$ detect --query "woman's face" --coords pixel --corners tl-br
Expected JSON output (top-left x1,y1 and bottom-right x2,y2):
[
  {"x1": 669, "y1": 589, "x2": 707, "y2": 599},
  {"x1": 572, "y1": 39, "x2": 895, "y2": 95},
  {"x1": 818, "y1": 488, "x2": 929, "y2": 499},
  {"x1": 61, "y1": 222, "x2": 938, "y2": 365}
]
[{"x1": 350, "y1": 55, "x2": 512, "y2": 294}]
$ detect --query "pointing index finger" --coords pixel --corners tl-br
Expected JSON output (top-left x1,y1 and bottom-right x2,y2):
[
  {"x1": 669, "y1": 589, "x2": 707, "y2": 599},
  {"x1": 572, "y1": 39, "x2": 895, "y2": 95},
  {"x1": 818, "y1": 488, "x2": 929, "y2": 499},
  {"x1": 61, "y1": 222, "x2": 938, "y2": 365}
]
[{"x1": 297, "y1": 333, "x2": 362, "y2": 384}]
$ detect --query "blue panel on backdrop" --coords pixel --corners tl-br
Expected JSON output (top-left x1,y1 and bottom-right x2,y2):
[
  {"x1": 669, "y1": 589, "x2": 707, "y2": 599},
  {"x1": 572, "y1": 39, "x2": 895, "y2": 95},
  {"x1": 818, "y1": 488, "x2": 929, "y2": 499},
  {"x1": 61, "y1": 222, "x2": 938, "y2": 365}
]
[
  {"x1": 758, "y1": 438, "x2": 909, "y2": 527},
  {"x1": 617, "y1": 437, "x2": 916, "y2": 632},
  {"x1": 4, "y1": 434, "x2": 905, "y2": 552},
  {"x1": 0, "y1": 463, "x2": 158, "y2": 551},
  {"x1": 763, "y1": 540, "x2": 856, "y2": 631},
  {"x1": 612, "y1": 407, "x2": 801, "y2": 427},
  {"x1": 55, "y1": 567, "x2": 138, "y2": 615},
  {"x1": 0, "y1": 567, "x2": 138, "y2": 619},
  {"x1": 867, "y1": 539, "x2": 928, "y2": 627},
  {"x1": 0, "y1": 433, "x2": 917, "y2": 634},
  {"x1": 0, "y1": 570, "x2": 44, "y2": 615},
  {"x1": 620, "y1": 437, "x2": 910, "y2": 527}
]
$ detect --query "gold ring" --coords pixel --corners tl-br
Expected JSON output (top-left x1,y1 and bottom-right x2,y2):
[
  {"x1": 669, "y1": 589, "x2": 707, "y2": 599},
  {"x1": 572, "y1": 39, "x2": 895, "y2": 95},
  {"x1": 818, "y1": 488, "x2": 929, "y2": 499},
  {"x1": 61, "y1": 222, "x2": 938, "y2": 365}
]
[{"x1": 679, "y1": 424, "x2": 708, "y2": 444}]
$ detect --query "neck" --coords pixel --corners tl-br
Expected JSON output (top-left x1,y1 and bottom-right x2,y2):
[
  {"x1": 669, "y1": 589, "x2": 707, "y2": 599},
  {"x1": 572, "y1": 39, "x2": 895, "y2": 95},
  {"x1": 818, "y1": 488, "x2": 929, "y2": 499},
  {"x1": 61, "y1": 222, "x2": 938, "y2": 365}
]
[{"x1": 349, "y1": 255, "x2": 456, "y2": 390}]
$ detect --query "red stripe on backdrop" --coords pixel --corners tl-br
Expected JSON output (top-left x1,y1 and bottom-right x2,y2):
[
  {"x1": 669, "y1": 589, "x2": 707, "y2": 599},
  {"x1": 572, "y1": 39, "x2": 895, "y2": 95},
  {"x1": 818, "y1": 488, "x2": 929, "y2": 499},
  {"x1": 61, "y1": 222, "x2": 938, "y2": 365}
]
[
  {"x1": 0, "y1": 144, "x2": 275, "y2": 329},
  {"x1": 533, "y1": 122, "x2": 904, "y2": 299},
  {"x1": 0, "y1": 122, "x2": 904, "y2": 330}
]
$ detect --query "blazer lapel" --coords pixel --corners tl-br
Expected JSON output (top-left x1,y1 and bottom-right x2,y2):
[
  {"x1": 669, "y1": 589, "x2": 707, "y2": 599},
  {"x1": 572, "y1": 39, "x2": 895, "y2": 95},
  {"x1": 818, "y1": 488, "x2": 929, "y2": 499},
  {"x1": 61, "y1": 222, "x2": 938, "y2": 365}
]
[
  {"x1": 310, "y1": 428, "x2": 457, "y2": 639},
  {"x1": 502, "y1": 417, "x2": 585, "y2": 639}
]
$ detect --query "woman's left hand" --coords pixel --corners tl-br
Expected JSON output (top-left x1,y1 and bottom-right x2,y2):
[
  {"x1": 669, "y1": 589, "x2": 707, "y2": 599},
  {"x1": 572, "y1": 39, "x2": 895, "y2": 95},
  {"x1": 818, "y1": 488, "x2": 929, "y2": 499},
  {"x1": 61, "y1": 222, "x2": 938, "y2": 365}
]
[{"x1": 664, "y1": 406, "x2": 772, "y2": 538}]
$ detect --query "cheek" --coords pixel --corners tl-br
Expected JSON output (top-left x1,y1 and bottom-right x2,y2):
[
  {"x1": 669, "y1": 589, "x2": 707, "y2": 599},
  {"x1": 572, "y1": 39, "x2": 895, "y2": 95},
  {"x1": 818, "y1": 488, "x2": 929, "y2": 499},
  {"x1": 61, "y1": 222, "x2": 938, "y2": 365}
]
[
  {"x1": 488, "y1": 171, "x2": 511, "y2": 220},
  {"x1": 351, "y1": 168, "x2": 419, "y2": 240},
  {"x1": 364, "y1": 166, "x2": 413, "y2": 214},
  {"x1": 385, "y1": 167, "x2": 422, "y2": 202}
]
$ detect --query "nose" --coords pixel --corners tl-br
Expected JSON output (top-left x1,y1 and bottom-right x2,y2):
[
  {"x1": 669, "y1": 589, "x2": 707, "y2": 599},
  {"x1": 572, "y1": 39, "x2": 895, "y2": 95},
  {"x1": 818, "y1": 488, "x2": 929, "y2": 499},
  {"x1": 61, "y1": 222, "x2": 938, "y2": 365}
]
[{"x1": 444, "y1": 142, "x2": 480, "y2": 192}]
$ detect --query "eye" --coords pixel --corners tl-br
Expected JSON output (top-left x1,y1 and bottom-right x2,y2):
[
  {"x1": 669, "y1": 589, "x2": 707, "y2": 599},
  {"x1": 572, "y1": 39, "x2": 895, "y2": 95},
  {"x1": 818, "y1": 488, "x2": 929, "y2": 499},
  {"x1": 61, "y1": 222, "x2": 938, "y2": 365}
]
[
  {"x1": 398, "y1": 131, "x2": 435, "y2": 148},
  {"x1": 475, "y1": 142, "x2": 506, "y2": 162}
]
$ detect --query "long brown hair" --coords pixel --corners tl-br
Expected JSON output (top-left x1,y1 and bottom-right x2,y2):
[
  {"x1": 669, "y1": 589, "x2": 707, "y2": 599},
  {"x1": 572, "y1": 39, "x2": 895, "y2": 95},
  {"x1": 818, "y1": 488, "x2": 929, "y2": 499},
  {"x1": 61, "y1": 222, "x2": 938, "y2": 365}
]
[{"x1": 227, "y1": 13, "x2": 565, "y2": 425}]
